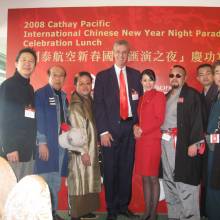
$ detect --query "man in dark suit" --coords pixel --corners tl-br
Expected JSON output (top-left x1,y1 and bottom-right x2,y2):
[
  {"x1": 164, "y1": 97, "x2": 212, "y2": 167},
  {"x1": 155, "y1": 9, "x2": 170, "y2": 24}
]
[
  {"x1": 197, "y1": 64, "x2": 218, "y2": 131},
  {"x1": 94, "y1": 40, "x2": 142, "y2": 220},
  {"x1": 196, "y1": 63, "x2": 218, "y2": 218}
]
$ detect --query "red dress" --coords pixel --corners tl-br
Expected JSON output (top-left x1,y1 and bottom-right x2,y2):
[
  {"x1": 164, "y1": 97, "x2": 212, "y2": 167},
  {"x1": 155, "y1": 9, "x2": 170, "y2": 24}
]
[{"x1": 135, "y1": 89, "x2": 166, "y2": 176}]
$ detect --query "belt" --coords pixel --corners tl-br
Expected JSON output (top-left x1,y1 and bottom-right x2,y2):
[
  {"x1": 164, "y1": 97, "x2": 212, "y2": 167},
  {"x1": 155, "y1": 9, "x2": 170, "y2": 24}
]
[
  {"x1": 161, "y1": 128, "x2": 178, "y2": 136},
  {"x1": 162, "y1": 128, "x2": 178, "y2": 149},
  {"x1": 120, "y1": 117, "x2": 133, "y2": 122}
]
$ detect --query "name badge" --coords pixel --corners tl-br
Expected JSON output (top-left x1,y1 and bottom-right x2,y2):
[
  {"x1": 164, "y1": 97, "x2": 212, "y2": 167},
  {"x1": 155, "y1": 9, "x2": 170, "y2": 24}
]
[
  {"x1": 131, "y1": 89, "x2": 139, "y2": 100},
  {"x1": 210, "y1": 134, "x2": 220, "y2": 144},
  {"x1": 162, "y1": 133, "x2": 171, "y2": 141},
  {"x1": 24, "y1": 107, "x2": 35, "y2": 119}
]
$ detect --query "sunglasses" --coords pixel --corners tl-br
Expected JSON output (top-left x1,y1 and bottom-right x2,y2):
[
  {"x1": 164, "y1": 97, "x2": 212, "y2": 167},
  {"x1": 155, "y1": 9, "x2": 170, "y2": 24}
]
[{"x1": 169, "y1": 73, "x2": 182, "y2": 78}]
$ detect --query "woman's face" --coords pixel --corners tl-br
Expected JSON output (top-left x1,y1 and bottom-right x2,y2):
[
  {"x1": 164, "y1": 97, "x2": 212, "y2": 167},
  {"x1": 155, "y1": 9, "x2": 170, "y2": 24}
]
[
  {"x1": 76, "y1": 75, "x2": 92, "y2": 97},
  {"x1": 141, "y1": 74, "x2": 155, "y2": 92}
]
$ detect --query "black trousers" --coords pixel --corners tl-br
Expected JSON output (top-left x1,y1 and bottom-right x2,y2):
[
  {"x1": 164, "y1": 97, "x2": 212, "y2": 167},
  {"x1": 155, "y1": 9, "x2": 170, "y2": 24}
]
[{"x1": 102, "y1": 120, "x2": 135, "y2": 215}]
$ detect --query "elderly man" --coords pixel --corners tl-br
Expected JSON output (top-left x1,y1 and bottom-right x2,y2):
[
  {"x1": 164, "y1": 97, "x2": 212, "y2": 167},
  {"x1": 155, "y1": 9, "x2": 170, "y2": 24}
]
[
  {"x1": 34, "y1": 65, "x2": 68, "y2": 220},
  {"x1": 161, "y1": 65, "x2": 204, "y2": 220}
]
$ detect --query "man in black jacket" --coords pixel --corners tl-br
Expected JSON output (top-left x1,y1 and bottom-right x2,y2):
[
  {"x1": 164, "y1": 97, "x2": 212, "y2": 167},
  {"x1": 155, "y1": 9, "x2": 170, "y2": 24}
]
[
  {"x1": 161, "y1": 65, "x2": 204, "y2": 220},
  {"x1": 0, "y1": 47, "x2": 37, "y2": 181},
  {"x1": 196, "y1": 63, "x2": 218, "y2": 218}
]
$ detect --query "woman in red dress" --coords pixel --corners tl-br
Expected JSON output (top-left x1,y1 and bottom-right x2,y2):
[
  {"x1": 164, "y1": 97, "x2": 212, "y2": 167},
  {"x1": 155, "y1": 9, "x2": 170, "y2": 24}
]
[{"x1": 134, "y1": 69, "x2": 166, "y2": 220}]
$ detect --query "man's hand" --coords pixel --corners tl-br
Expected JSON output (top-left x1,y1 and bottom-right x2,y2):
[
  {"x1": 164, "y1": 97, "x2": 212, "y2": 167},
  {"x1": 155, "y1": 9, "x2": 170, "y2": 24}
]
[
  {"x1": 188, "y1": 144, "x2": 198, "y2": 157},
  {"x1": 133, "y1": 125, "x2": 142, "y2": 139},
  {"x1": 100, "y1": 133, "x2": 114, "y2": 147},
  {"x1": 7, "y1": 151, "x2": 19, "y2": 162},
  {"x1": 81, "y1": 152, "x2": 91, "y2": 166},
  {"x1": 39, "y1": 144, "x2": 49, "y2": 161}
]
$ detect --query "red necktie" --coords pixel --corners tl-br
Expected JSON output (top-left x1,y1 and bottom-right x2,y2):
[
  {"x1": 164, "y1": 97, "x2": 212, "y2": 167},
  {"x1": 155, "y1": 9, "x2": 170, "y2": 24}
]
[{"x1": 119, "y1": 69, "x2": 128, "y2": 120}]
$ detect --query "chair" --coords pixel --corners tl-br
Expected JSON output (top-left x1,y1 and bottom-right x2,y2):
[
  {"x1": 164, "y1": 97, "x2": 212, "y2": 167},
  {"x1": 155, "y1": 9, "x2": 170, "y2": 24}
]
[{"x1": 2, "y1": 175, "x2": 53, "y2": 220}]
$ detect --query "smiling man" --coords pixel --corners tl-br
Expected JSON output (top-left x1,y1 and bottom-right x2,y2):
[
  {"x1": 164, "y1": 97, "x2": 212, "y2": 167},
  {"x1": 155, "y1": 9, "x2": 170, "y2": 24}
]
[
  {"x1": 34, "y1": 65, "x2": 68, "y2": 220},
  {"x1": 0, "y1": 47, "x2": 37, "y2": 181},
  {"x1": 94, "y1": 40, "x2": 142, "y2": 220}
]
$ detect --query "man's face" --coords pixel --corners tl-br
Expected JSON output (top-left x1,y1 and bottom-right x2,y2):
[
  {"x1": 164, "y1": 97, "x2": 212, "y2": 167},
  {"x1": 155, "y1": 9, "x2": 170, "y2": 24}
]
[
  {"x1": 48, "y1": 66, "x2": 66, "y2": 90},
  {"x1": 214, "y1": 65, "x2": 220, "y2": 88},
  {"x1": 169, "y1": 67, "x2": 186, "y2": 89},
  {"x1": 197, "y1": 66, "x2": 213, "y2": 87},
  {"x1": 113, "y1": 44, "x2": 129, "y2": 68},
  {"x1": 76, "y1": 75, "x2": 92, "y2": 97},
  {"x1": 15, "y1": 52, "x2": 36, "y2": 79}
]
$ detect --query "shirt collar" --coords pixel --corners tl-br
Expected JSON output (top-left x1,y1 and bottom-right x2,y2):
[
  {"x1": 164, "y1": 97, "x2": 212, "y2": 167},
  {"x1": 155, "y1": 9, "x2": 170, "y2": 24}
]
[
  {"x1": 14, "y1": 70, "x2": 30, "y2": 85},
  {"x1": 114, "y1": 64, "x2": 126, "y2": 74}
]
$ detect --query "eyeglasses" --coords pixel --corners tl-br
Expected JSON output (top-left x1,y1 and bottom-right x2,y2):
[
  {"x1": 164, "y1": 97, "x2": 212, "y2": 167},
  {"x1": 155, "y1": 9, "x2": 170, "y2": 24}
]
[{"x1": 169, "y1": 73, "x2": 182, "y2": 78}]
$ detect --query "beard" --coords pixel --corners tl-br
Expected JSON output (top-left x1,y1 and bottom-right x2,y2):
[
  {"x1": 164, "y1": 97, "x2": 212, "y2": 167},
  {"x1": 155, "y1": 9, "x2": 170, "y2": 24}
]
[{"x1": 172, "y1": 84, "x2": 180, "y2": 89}]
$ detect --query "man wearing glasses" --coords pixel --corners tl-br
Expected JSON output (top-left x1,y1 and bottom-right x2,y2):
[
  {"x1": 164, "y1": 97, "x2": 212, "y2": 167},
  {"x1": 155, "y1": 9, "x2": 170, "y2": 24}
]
[{"x1": 161, "y1": 65, "x2": 204, "y2": 220}]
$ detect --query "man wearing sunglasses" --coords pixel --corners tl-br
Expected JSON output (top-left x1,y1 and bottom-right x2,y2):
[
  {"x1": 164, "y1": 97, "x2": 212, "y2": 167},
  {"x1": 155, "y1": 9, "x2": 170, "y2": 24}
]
[{"x1": 161, "y1": 65, "x2": 204, "y2": 220}]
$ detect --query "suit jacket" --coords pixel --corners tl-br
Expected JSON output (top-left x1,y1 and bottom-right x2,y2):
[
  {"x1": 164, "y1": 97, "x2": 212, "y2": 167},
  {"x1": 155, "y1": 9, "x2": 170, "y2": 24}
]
[
  {"x1": 94, "y1": 65, "x2": 142, "y2": 138},
  {"x1": 201, "y1": 83, "x2": 218, "y2": 132},
  {"x1": 167, "y1": 83, "x2": 204, "y2": 185}
]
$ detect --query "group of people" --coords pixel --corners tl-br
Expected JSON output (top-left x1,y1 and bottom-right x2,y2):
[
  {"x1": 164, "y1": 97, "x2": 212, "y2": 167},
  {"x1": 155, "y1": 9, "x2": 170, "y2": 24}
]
[{"x1": 0, "y1": 39, "x2": 220, "y2": 220}]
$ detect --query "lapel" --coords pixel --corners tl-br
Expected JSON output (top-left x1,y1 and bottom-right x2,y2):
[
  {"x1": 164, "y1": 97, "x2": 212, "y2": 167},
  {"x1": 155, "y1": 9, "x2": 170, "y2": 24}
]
[
  {"x1": 206, "y1": 83, "x2": 218, "y2": 103},
  {"x1": 109, "y1": 66, "x2": 119, "y2": 102},
  {"x1": 177, "y1": 83, "x2": 188, "y2": 122},
  {"x1": 126, "y1": 67, "x2": 133, "y2": 105}
]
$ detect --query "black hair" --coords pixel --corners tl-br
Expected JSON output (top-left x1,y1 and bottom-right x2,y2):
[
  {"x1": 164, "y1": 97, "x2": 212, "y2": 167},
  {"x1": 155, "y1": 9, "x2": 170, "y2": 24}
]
[
  {"x1": 16, "y1": 47, "x2": 37, "y2": 66},
  {"x1": 141, "y1": 69, "x2": 156, "y2": 81},
  {"x1": 212, "y1": 60, "x2": 220, "y2": 72},
  {"x1": 196, "y1": 63, "x2": 212, "y2": 74},
  {"x1": 74, "y1": 71, "x2": 93, "y2": 85}
]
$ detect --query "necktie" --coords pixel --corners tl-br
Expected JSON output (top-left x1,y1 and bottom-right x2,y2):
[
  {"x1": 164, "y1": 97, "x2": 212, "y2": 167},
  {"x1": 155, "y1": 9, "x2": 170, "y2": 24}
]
[{"x1": 119, "y1": 69, "x2": 128, "y2": 120}]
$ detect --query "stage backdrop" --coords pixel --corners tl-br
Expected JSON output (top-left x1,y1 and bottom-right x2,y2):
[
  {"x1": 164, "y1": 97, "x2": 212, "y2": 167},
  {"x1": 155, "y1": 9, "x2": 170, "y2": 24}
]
[{"x1": 7, "y1": 6, "x2": 220, "y2": 213}]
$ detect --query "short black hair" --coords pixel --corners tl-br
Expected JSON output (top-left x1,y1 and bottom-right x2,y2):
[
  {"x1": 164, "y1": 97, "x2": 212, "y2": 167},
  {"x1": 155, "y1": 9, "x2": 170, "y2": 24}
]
[
  {"x1": 141, "y1": 69, "x2": 156, "y2": 81},
  {"x1": 47, "y1": 65, "x2": 67, "y2": 77},
  {"x1": 172, "y1": 64, "x2": 186, "y2": 75},
  {"x1": 196, "y1": 63, "x2": 212, "y2": 74},
  {"x1": 212, "y1": 60, "x2": 220, "y2": 72},
  {"x1": 74, "y1": 71, "x2": 93, "y2": 85},
  {"x1": 16, "y1": 47, "x2": 37, "y2": 66}
]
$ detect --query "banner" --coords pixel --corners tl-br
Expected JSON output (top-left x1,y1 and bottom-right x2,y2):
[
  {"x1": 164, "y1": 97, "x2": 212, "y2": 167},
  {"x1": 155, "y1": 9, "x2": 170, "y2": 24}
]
[{"x1": 7, "y1": 6, "x2": 220, "y2": 212}]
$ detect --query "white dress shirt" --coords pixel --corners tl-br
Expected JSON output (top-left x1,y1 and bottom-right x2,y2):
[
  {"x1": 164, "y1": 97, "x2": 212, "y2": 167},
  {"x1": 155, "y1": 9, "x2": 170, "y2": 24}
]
[{"x1": 114, "y1": 64, "x2": 132, "y2": 117}]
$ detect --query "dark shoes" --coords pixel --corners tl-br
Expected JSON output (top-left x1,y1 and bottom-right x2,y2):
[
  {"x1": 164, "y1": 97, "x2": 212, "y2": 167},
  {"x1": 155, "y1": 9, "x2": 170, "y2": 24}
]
[
  {"x1": 118, "y1": 210, "x2": 139, "y2": 219},
  {"x1": 71, "y1": 213, "x2": 97, "y2": 220},
  {"x1": 143, "y1": 215, "x2": 151, "y2": 220},
  {"x1": 81, "y1": 213, "x2": 97, "y2": 219},
  {"x1": 106, "y1": 213, "x2": 117, "y2": 220},
  {"x1": 53, "y1": 213, "x2": 65, "y2": 220}
]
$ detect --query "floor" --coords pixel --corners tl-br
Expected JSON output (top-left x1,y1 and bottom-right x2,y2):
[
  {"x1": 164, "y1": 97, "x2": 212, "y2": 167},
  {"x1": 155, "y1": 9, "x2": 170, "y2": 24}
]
[{"x1": 57, "y1": 212, "x2": 208, "y2": 220}]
